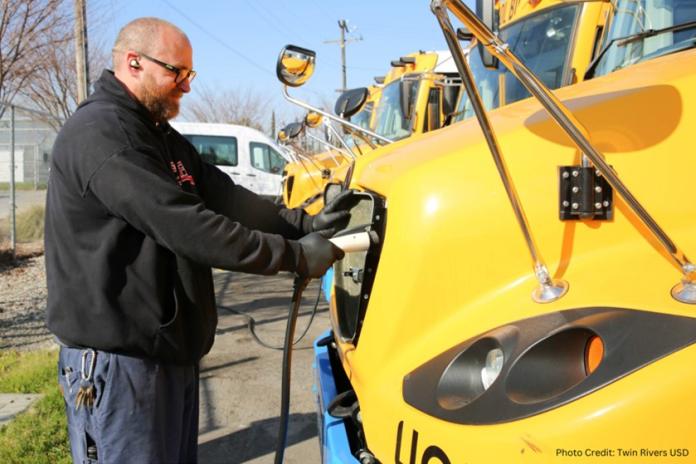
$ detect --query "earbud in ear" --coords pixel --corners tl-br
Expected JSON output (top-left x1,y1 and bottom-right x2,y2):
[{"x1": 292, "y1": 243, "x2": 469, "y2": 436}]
[{"x1": 130, "y1": 59, "x2": 140, "y2": 69}]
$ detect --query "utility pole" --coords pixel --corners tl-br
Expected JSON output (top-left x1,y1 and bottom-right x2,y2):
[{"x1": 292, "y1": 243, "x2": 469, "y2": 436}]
[
  {"x1": 74, "y1": 0, "x2": 89, "y2": 103},
  {"x1": 324, "y1": 19, "x2": 362, "y2": 93},
  {"x1": 270, "y1": 111, "x2": 276, "y2": 139},
  {"x1": 10, "y1": 105, "x2": 16, "y2": 259},
  {"x1": 338, "y1": 20, "x2": 348, "y2": 92}
]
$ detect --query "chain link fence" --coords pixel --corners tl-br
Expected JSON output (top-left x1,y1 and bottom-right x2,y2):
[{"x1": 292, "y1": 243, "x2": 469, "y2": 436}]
[{"x1": 0, "y1": 105, "x2": 60, "y2": 255}]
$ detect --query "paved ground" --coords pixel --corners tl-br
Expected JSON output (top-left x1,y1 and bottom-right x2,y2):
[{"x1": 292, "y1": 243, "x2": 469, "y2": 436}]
[
  {"x1": 197, "y1": 270, "x2": 328, "y2": 463},
  {"x1": 0, "y1": 393, "x2": 42, "y2": 426},
  {"x1": 0, "y1": 189, "x2": 47, "y2": 218}
]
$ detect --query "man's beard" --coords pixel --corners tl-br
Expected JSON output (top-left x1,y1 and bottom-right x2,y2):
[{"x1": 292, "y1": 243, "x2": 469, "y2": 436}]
[{"x1": 140, "y1": 75, "x2": 181, "y2": 122}]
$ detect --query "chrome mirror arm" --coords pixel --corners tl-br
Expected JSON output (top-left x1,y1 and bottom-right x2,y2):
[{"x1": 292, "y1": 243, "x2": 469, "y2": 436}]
[
  {"x1": 281, "y1": 85, "x2": 394, "y2": 145},
  {"x1": 282, "y1": 142, "x2": 326, "y2": 192},
  {"x1": 279, "y1": 146, "x2": 300, "y2": 164},
  {"x1": 321, "y1": 120, "x2": 359, "y2": 161},
  {"x1": 435, "y1": 0, "x2": 696, "y2": 304},
  {"x1": 432, "y1": 1, "x2": 567, "y2": 304},
  {"x1": 344, "y1": 126, "x2": 379, "y2": 150},
  {"x1": 303, "y1": 131, "x2": 353, "y2": 165}
]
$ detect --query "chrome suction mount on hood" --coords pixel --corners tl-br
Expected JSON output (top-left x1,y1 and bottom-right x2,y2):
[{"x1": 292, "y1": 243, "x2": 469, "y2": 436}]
[{"x1": 431, "y1": 0, "x2": 696, "y2": 304}]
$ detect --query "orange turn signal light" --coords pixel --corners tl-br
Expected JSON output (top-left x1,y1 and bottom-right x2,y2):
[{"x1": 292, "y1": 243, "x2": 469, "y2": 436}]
[{"x1": 584, "y1": 335, "x2": 604, "y2": 375}]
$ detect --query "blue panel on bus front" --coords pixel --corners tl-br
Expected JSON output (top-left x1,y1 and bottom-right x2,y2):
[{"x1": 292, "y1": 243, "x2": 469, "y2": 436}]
[
  {"x1": 313, "y1": 330, "x2": 359, "y2": 464},
  {"x1": 321, "y1": 268, "x2": 334, "y2": 302}
]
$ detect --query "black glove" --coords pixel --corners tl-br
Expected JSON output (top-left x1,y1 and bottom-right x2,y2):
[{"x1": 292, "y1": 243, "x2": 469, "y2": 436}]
[
  {"x1": 297, "y1": 232, "x2": 345, "y2": 278},
  {"x1": 311, "y1": 189, "x2": 353, "y2": 235}
]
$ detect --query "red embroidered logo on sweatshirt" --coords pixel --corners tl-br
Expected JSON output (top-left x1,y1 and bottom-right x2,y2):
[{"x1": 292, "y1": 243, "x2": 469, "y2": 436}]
[{"x1": 170, "y1": 161, "x2": 196, "y2": 187}]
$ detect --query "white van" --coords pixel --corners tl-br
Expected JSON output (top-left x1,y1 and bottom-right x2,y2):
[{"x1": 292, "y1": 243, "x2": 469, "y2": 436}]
[{"x1": 171, "y1": 122, "x2": 290, "y2": 200}]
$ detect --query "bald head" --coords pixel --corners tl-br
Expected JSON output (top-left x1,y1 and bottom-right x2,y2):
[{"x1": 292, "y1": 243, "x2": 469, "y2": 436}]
[
  {"x1": 112, "y1": 17, "x2": 189, "y2": 68},
  {"x1": 111, "y1": 17, "x2": 193, "y2": 122}
]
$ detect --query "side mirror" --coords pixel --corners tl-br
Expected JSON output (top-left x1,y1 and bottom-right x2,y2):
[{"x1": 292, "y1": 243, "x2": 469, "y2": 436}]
[
  {"x1": 334, "y1": 87, "x2": 369, "y2": 119},
  {"x1": 276, "y1": 45, "x2": 316, "y2": 87},
  {"x1": 476, "y1": 0, "x2": 499, "y2": 70},
  {"x1": 442, "y1": 84, "x2": 461, "y2": 117},
  {"x1": 426, "y1": 88, "x2": 441, "y2": 132},
  {"x1": 305, "y1": 111, "x2": 323, "y2": 128},
  {"x1": 399, "y1": 79, "x2": 416, "y2": 121},
  {"x1": 280, "y1": 122, "x2": 305, "y2": 140}
]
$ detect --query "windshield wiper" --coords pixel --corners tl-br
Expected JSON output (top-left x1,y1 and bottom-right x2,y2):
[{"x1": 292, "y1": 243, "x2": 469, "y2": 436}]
[{"x1": 585, "y1": 19, "x2": 696, "y2": 79}]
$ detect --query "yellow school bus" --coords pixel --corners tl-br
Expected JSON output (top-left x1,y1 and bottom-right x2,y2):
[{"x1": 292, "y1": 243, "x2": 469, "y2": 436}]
[
  {"x1": 279, "y1": 50, "x2": 460, "y2": 213},
  {"x1": 454, "y1": 0, "x2": 611, "y2": 119},
  {"x1": 312, "y1": 0, "x2": 696, "y2": 462},
  {"x1": 280, "y1": 84, "x2": 382, "y2": 213}
]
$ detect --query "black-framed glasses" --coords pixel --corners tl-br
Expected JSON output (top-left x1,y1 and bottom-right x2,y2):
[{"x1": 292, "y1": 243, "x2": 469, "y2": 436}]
[{"x1": 138, "y1": 51, "x2": 197, "y2": 84}]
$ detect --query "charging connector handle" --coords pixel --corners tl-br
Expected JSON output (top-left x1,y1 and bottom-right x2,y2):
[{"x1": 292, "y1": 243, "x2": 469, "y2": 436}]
[{"x1": 329, "y1": 231, "x2": 374, "y2": 253}]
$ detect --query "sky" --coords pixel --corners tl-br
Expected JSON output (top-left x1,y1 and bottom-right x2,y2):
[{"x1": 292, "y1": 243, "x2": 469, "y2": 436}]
[{"x1": 92, "y1": 0, "x2": 475, "y2": 128}]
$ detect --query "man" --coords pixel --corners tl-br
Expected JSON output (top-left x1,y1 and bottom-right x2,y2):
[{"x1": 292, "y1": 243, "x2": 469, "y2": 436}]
[{"x1": 45, "y1": 17, "x2": 347, "y2": 463}]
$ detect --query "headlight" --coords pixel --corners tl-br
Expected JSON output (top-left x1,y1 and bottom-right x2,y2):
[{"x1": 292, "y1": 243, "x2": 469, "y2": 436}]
[
  {"x1": 403, "y1": 307, "x2": 696, "y2": 424},
  {"x1": 482, "y1": 348, "x2": 504, "y2": 390},
  {"x1": 436, "y1": 338, "x2": 507, "y2": 410}
]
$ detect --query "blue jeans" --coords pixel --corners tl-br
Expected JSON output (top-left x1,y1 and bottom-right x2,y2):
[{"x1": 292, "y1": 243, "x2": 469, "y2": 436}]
[{"x1": 58, "y1": 346, "x2": 199, "y2": 463}]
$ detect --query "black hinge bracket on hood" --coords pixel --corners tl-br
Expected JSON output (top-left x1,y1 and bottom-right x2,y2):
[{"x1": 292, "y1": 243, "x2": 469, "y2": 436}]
[{"x1": 559, "y1": 166, "x2": 613, "y2": 220}]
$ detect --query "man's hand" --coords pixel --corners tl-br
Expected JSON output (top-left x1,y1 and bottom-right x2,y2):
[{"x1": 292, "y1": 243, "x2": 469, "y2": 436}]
[
  {"x1": 311, "y1": 189, "x2": 353, "y2": 236},
  {"x1": 297, "y1": 233, "x2": 345, "y2": 278}
]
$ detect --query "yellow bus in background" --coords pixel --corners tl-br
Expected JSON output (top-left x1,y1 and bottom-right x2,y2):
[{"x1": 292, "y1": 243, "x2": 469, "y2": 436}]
[{"x1": 280, "y1": 50, "x2": 460, "y2": 214}]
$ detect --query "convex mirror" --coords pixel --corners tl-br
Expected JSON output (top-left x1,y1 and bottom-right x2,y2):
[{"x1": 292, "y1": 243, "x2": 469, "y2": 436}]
[
  {"x1": 335, "y1": 87, "x2": 369, "y2": 119},
  {"x1": 276, "y1": 45, "x2": 317, "y2": 87},
  {"x1": 278, "y1": 122, "x2": 304, "y2": 141},
  {"x1": 305, "y1": 111, "x2": 323, "y2": 128}
]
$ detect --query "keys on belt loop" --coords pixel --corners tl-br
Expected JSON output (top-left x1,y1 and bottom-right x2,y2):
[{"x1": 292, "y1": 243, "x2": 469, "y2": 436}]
[{"x1": 75, "y1": 349, "x2": 97, "y2": 412}]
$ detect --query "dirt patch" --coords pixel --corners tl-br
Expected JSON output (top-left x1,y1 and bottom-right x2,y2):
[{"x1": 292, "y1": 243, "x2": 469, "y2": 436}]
[{"x1": 0, "y1": 241, "x2": 44, "y2": 271}]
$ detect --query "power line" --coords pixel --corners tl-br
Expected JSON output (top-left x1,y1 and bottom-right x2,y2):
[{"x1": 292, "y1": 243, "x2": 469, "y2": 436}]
[
  {"x1": 247, "y1": 1, "x2": 311, "y2": 44},
  {"x1": 310, "y1": 0, "x2": 338, "y2": 23},
  {"x1": 346, "y1": 65, "x2": 385, "y2": 72},
  {"x1": 159, "y1": 0, "x2": 274, "y2": 77}
]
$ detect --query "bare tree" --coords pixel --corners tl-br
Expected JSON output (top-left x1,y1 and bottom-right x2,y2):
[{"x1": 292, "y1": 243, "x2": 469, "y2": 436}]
[
  {"x1": 16, "y1": 0, "x2": 109, "y2": 130},
  {"x1": 20, "y1": 31, "x2": 108, "y2": 130},
  {"x1": 0, "y1": 0, "x2": 70, "y2": 117},
  {"x1": 182, "y1": 82, "x2": 272, "y2": 132}
]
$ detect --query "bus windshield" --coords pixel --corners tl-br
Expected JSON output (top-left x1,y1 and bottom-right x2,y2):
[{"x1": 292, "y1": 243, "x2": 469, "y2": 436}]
[
  {"x1": 455, "y1": 3, "x2": 580, "y2": 121},
  {"x1": 350, "y1": 101, "x2": 375, "y2": 130},
  {"x1": 591, "y1": 0, "x2": 696, "y2": 77},
  {"x1": 372, "y1": 79, "x2": 419, "y2": 141}
]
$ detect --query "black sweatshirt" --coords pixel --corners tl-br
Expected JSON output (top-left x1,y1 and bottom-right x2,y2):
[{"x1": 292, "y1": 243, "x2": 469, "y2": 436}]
[{"x1": 45, "y1": 70, "x2": 313, "y2": 364}]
